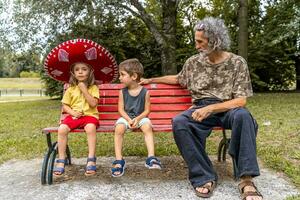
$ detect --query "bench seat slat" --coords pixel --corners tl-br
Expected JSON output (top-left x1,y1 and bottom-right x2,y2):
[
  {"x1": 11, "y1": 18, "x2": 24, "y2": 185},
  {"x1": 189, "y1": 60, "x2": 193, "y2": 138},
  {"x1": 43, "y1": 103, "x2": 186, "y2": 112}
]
[
  {"x1": 100, "y1": 90, "x2": 190, "y2": 97},
  {"x1": 43, "y1": 125, "x2": 223, "y2": 134},
  {"x1": 99, "y1": 112, "x2": 183, "y2": 120},
  {"x1": 99, "y1": 119, "x2": 173, "y2": 126},
  {"x1": 98, "y1": 104, "x2": 191, "y2": 112},
  {"x1": 99, "y1": 84, "x2": 186, "y2": 90},
  {"x1": 98, "y1": 97, "x2": 192, "y2": 104}
]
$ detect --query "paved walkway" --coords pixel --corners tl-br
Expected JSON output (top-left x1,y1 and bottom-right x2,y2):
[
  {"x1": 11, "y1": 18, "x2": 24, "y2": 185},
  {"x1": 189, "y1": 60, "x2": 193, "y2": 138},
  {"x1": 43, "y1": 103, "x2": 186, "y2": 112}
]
[{"x1": 0, "y1": 156, "x2": 299, "y2": 200}]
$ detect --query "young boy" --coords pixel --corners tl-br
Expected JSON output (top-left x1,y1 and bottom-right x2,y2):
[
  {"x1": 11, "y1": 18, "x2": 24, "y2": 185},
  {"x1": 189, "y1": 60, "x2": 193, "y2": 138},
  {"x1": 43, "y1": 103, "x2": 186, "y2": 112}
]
[{"x1": 111, "y1": 58, "x2": 161, "y2": 177}]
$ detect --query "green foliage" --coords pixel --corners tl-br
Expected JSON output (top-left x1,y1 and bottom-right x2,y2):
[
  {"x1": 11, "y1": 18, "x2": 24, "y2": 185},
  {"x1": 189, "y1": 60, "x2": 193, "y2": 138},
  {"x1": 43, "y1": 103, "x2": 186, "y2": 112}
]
[
  {"x1": 2, "y1": 0, "x2": 299, "y2": 92},
  {"x1": 285, "y1": 194, "x2": 300, "y2": 200},
  {"x1": 248, "y1": 0, "x2": 299, "y2": 91},
  {"x1": 19, "y1": 71, "x2": 40, "y2": 78},
  {"x1": 41, "y1": 71, "x2": 64, "y2": 98}
]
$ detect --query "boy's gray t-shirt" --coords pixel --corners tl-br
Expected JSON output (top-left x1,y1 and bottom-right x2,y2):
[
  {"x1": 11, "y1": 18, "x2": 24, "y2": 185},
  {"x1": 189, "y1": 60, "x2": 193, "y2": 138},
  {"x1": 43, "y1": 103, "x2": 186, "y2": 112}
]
[{"x1": 122, "y1": 87, "x2": 147, "y2": 119}]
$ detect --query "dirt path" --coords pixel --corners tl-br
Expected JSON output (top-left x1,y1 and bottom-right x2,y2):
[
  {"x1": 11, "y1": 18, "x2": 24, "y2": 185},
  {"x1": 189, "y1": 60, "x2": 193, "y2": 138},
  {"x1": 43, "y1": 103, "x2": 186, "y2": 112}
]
[{"x1": 0, "y1": 156, "x2": 299, "y2": 200}]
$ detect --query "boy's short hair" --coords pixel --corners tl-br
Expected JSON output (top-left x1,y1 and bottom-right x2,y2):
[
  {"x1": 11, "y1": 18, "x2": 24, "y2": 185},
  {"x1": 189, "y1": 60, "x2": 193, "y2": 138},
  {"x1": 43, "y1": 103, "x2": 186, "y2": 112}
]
[{"x1": 119, "y1": 58, "x2": 144, "y2": 81}]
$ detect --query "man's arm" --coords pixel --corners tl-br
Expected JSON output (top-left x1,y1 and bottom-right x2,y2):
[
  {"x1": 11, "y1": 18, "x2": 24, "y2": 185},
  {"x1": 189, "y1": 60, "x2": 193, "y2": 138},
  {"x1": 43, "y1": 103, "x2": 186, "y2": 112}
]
[
  {"x1": 192, "y1": 97, "x2": 247, "y2": 122},
  {"x1": 139, "y1": 75, "x2": 179, "y2": 85}
]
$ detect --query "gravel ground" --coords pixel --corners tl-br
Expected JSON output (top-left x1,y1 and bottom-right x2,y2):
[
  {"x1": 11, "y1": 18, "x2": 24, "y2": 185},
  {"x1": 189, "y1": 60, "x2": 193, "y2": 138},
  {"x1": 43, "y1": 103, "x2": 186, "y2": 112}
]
[{"x1": 0, "y1": 156, "x2": 299, "y2": 200}]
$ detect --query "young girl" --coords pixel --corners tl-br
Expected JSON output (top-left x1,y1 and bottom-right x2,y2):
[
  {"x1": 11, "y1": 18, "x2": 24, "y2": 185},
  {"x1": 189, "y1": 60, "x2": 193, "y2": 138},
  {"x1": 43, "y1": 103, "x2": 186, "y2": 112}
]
[
  {"x1": 53, "y1": 62, "x2": 99, "y2": 176},
  {"x1": 111, "y1": 58, "x2": 161, "y2": 177}
]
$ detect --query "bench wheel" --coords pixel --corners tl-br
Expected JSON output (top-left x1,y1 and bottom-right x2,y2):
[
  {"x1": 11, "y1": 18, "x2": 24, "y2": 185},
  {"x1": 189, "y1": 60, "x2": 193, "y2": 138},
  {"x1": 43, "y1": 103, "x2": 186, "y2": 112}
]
[
  {"x1": 41, "y1": 148, "x2": 52, "y2": 185},
  {"x1": 217, "y1": 138, "x2": 230, "y2": 162},
  {"x1": 47, "y1": 142, "x2": 58, "y2": 185}
]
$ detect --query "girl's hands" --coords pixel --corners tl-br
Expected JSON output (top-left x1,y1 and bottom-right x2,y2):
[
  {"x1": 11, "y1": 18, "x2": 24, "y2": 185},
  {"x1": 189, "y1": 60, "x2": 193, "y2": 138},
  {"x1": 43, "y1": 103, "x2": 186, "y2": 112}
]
[
  {"x1": 78, "y1": 82, "x2": 87, "y2": 92},
  {"x1": 72, "y1": 110, "x2": 83, "y2": 119}
]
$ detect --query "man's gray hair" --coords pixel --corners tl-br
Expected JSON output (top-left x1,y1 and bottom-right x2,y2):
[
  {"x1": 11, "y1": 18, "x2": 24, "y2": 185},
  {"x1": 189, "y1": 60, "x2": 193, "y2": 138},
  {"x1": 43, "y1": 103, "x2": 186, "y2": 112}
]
[{"x1": 194, "y1": 17, "x2": 231, "y2": 51}]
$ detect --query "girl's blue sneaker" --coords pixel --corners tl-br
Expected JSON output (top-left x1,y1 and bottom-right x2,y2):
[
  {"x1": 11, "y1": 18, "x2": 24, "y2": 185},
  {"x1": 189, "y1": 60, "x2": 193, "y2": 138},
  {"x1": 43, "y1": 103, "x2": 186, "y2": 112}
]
[
  {"x1": 85, "y1": 157, "x2": 97, "y2": 176},
  {"x1": 53, "y1": 159, "x2": 67, "y2": 176}
]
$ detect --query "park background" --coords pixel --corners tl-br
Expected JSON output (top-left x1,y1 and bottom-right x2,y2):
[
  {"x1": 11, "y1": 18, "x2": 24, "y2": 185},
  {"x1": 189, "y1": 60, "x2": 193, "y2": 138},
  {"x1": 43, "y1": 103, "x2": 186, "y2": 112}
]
[{"x1": 0, "y1": 1, "x2": 299, "y2": 199}]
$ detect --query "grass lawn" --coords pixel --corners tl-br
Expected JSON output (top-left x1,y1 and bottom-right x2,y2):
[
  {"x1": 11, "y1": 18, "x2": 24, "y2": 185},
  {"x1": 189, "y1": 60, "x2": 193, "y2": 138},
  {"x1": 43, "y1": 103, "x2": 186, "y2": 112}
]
[
  {"x1": 0, "y1": 93, "x2": 299, "y2": 198},
  {"x1": 0, "y1": 78, "x2": 43, "y2": 89},
  {"x1": 0, "y1": 96, "x2": 50, "y2": 102}
]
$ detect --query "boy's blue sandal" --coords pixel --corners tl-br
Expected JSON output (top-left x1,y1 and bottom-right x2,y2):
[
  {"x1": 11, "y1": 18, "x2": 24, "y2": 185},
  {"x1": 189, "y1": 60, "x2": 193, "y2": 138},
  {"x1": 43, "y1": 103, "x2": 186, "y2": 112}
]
[
  {"x1": 85, "y1": 157, "x2": 97, "y2": 176},
  {"x1": 111, "y1": 159, "x2": 126, "y2": 177},
  {"x1": 145, "y1": 156, "x2": 162, "y2": 169},
  {"x1": 53, "y1": 159, "x2": 67, "y2": 176}
]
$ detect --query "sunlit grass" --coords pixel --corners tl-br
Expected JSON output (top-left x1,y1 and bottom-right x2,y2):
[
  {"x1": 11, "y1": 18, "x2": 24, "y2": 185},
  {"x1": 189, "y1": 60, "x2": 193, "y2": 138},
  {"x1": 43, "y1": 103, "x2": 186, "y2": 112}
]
[{"x1": 0, "y1": 78, "x2": 44, "y2": 89}]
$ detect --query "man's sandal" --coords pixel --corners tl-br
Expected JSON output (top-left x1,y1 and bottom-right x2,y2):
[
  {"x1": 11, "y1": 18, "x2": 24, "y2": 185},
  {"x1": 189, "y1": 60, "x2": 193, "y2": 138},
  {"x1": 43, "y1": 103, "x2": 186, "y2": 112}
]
[
  {"x1": 53, "y1": 159, "x2": 67, "y2": 176},
  {"x1": 238, "y1": 180, "x2": 263, "y2": 200},
  {"x1": 194, "y1": 181, "x2": 216, "y2": 198},
  {"x1": 85, "y1": 157, "x2": 97, "y2": 176},
  {"x1": 145, "y1": 156, "x2": 162, "y2": 169},
  {"x1": 111, "y1": 159, "x2": 126, "y2": 177}
]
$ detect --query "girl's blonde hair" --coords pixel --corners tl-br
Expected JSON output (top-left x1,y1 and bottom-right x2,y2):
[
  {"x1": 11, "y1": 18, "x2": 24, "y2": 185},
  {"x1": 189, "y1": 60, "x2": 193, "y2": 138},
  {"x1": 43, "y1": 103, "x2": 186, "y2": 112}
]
[{"x1": 69, "y1": 62, "x2": 95, "y2": 87}]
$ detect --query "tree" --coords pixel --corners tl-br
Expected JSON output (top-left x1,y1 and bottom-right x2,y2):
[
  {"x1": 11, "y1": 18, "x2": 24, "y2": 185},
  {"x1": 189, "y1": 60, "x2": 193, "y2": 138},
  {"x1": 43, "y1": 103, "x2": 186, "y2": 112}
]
[
  {"x1": 238, "y1": 0, "x2": 248, "y2": 61},
  {"x1": 110, "y1": 0, "x2": 179, "y2": 75},
  {"x1": 250, "y1": 0, "x2": 299, "y2": 90}
]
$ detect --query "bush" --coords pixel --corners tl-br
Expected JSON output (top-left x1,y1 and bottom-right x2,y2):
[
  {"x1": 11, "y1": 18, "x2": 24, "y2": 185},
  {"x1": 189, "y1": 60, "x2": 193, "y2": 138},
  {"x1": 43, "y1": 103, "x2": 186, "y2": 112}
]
[{"x1": 20, "y1": 71, "x2": 40, "y2": 78}]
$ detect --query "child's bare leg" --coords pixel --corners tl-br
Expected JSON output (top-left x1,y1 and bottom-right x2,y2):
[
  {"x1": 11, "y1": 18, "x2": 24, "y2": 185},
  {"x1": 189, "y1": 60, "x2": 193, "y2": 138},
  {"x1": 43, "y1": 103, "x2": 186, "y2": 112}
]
[
  {"x1": 84, "y1": 123, "x2": 97, "y2": 175},
  {"x1": 56, "y1": 124, "x2": 70, "y2": 170},
  {"x1": 84, "y1": 123, "x2": 97, "y2": 166},
  {"x1": 114, "y1": 124, "x2": 126, "y2": 160},
  {"x1": 140, "y1": 123, "x2": 155, "y2": 157}
]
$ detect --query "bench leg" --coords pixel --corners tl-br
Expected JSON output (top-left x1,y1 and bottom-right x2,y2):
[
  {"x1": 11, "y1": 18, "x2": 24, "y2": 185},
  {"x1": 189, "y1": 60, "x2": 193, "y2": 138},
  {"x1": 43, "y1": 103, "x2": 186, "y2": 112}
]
[
  {"x1": 217, "y1": 129, "x2": 238, "y2": 179},
  {"x1": 66, "y1": 145, "x2": 72, "y2": 165},
  {"x1": 41, "y1": 133, "x2": 53, "y2": 185},
  {"x1": 47, "y1": 142, "x2": 58, "y2": 185}
]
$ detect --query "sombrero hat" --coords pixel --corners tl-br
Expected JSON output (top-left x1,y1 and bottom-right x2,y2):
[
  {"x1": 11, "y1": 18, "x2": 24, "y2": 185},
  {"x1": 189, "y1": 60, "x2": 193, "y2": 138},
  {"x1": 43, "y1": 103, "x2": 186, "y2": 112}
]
[{"x1": 44, "y1": 38, "x2": 118, "y2": 83}]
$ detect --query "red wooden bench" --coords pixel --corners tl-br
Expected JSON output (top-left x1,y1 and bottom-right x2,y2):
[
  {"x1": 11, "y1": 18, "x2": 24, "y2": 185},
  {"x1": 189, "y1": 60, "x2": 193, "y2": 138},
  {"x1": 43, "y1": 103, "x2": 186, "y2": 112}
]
[{"x1": 41, "y1": 83, "x2": 232, "y2": 185}]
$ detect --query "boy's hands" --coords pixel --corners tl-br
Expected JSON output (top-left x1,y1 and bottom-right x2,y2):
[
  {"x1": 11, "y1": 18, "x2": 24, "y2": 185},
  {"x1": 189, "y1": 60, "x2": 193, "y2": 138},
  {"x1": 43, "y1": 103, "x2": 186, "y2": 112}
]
[
  {"x1": 131, "y1": 118, "x2": 139, "y2": 128},
  {"x1": 128, "y1": 118, "x2": 139, "y2": 129}
]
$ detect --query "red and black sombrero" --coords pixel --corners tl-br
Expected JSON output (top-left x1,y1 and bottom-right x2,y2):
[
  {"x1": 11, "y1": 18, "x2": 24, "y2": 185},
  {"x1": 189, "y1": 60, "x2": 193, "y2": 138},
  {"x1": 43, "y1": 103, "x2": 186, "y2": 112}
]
[{"x1": 44, "y1": 38, "x2": 118, "y2": 83}]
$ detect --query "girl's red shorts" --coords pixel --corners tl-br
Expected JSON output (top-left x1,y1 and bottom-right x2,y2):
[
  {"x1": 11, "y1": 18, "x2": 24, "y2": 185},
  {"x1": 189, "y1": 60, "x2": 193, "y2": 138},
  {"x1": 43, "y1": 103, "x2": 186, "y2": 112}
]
[{"x1": 61, "y1": 115, "x2": 99, "y2": 130}]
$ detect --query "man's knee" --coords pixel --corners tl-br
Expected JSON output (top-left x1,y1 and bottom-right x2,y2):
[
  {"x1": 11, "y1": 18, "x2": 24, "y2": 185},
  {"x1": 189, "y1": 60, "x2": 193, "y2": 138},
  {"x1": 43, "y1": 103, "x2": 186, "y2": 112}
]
[
  {"x1": 233, "y1": 108, "x2": 252, "y2": 122},
  {"x1": 172, "y1": 114, "x2": 188, "y2": 126}
]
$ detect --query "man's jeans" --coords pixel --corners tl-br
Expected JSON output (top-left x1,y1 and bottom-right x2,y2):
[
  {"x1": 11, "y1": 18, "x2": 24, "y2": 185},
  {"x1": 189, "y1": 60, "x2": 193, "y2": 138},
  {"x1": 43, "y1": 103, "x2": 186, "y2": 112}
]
[{"x1": 172, "y1": 98, "x2": 260, "y2": 188}]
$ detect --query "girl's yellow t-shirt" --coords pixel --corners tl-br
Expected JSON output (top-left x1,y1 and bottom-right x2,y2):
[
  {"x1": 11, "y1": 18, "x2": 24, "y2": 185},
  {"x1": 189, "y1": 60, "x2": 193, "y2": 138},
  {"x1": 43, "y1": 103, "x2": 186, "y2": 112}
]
[{"x1": 61, "y1": 85, "x2": 99, "y2": 119}]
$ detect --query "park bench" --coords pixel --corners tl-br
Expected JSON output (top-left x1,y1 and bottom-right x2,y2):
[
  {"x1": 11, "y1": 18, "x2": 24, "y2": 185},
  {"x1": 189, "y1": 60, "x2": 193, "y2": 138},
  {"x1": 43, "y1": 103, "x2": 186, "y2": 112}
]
[{"x1": 41, "y1": 83, "x2": 234, "y2": 185}]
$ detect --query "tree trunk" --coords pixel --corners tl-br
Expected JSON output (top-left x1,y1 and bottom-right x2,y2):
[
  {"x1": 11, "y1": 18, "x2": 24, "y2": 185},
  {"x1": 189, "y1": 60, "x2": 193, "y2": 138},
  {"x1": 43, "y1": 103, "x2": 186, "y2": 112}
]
[
  {"x1": 238, "y1": 0, "x2": 248, "y2": 61},
  {"x1": 127, "y1": 0, "x2": 178, "y2": 75},
  {"x1": 161, "y1": 0, "x2": 177, "y2": 75}
]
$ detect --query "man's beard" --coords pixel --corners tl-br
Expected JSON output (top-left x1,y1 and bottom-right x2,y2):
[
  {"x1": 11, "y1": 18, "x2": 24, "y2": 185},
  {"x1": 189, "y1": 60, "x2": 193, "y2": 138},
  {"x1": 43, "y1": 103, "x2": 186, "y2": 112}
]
[{"x1": 198, "y1": 47, "x2": 214, "y2": 57}]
